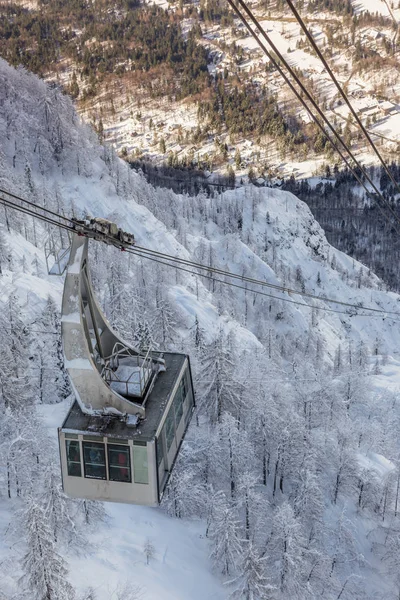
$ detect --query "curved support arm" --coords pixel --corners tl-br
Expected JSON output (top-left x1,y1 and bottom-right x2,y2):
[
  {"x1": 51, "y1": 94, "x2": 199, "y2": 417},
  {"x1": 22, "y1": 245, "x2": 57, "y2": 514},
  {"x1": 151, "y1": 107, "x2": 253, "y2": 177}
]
[{"x1": 61, "y1": 235, "x2": 160, "y2": 416}]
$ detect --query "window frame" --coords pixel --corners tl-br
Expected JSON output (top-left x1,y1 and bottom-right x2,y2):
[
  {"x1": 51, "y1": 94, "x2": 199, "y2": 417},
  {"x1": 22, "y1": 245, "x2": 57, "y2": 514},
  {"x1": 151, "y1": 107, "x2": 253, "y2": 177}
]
[
  {"x1": 82, "y1": 441, "x2": 107, "y2": 481},
  {"x1": 164, "y1": 406, "x2": 176, "y2": 452},
  {"x1": 107, "y1": 443, "x2": 132, "y2": 483},
  {"x1": 133, "y1": 442, "x2": 149, "y2": 485},
  {"x1": 65, "y1": 439, "x2": 82, "y2": 477},
  {"x1": 173, "y1": 384, "x2": 184, "y2": 427},
  {"x1": 156, "y1": 435, "x2": 165, "y2": 469}
]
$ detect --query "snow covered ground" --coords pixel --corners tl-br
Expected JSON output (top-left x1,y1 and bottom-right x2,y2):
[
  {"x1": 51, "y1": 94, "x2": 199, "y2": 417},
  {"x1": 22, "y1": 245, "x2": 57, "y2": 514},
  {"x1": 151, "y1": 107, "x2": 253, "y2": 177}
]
[{"x1": 351, "y1": 0, "x2": 391, "y2": 18}]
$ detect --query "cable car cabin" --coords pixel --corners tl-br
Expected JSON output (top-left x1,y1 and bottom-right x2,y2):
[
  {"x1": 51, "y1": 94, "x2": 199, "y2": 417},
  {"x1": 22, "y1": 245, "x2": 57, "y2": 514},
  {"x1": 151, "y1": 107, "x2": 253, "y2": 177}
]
[
  {"x1": 59, "y1": 353, "x2": 194, "y2": 506},
  {"x1": 58, "y1": 233, "x2": 195, "y2": 506}
]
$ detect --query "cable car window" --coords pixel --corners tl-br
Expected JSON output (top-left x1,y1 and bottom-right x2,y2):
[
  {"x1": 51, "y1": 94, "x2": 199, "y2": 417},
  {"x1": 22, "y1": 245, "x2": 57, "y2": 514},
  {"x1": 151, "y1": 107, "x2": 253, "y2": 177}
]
[
  {"x1": 165, "y1": 407, "x2": 175, "y2": 451},
  {"x1": 133, "y1": 443, "x2": 148, "y2": 484},
  {"x1": 83, "y1": 442, "x2": 106, "y2": 480},
  {"x1": 156, "y1": 436, "x2": 164, "y2": 468},
  {"x1": 108, "y1": 444, "x2": 131, "y2": 483},
  {"x1": 181, "y1": 374, "x2": 187, "y2": 400},
  {"x1": 184, "y1": 368, "x2": 194, "y2": 417},
  {"x1": 173, "y1": 384, "x2": 184, "y2": 426},
  {"x1": 66, "y1": 440, "x2": 81, "y2": 477}
]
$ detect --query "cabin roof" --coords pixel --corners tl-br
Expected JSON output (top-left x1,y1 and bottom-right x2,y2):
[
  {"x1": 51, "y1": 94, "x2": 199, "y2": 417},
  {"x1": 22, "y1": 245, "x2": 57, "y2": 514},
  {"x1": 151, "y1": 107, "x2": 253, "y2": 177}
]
[{"x1": 61, "y1": 352, "x2": 187, "y2": 442}]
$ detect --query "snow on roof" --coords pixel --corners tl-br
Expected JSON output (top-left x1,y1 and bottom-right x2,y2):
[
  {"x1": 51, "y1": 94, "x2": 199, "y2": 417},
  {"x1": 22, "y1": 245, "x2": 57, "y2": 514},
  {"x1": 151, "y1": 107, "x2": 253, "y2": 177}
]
[{"x1": 380, "y1": 101, "x2": 396, "y2": 111}]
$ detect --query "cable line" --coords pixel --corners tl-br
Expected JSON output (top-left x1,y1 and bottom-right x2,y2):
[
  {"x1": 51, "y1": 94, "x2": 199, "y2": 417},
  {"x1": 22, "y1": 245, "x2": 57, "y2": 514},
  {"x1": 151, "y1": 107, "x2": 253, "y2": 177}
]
[
  {"x1": 283, "y1": 0, "x2": 400, "y2": 197},
  {"x1": 224, "y1": 0, "x2": 400, "y2": 232},
  {"x1": 0, "y1": 195, "x2": 76, "y2": 235},
  {"x1": 128, "y1": 244, "x2": 400, "y2": 315},
  {"x1": 127, "y1": 248, "x2": 400, "y2": 320},
  {"x1": 1, "y1": 188, "x2": 399, "y2": 318},
  {"x1": 0, "y1": 187, "x2": 73, "y2": 225}
]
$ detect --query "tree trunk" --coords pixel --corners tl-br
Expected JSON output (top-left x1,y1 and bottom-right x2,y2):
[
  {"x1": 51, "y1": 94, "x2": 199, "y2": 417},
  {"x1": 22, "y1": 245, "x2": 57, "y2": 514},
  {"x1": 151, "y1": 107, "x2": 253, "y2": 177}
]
[
  {"x1": 229, "y1": 436, "x2": 235, "y2": 498},
  {"x1": 395, "y1": 470, "x2": 400, "y2": 517},
  {"x1": 7, "y1": 460, "x2": 11, "y2": 498},
  {"x1": 273, "y1": 454, "x2": 280, "y2": 498}
]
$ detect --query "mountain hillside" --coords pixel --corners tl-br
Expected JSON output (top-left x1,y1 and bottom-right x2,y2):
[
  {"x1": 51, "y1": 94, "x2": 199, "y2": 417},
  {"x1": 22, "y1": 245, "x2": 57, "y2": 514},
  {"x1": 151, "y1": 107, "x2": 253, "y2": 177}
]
[
  {"x1": 1, "y1": 0, "x2": 400, "y2": 178},
  {"x1": 2, "y1": 58, "x2": 400, "y2": 599}
]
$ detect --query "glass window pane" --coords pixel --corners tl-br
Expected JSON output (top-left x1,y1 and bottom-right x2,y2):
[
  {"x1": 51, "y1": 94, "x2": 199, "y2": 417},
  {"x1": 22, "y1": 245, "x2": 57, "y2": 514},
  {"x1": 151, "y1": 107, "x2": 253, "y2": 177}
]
[
  {"x1": 133, "y1": 444, "x2": 148, "y2": 484},
  {"x1": 184, "y1": 368, "x2": 194, "y2": 414},
  {"x1": 181, "y1": 374, "x2": 187, "y2": 400},
  {"x1": 165, "y1": 407, "x2": 175, "y2": 451},
  {"x1": 107, "y1": 445, "x2": 131, "y2": 483},
  {"x1": 66, "y1": 440, "x2": 81, "y2": 477},
  {"x1": 156, "y1": 436, "x2": 164, "y2": 468},
  {"x1": 173, "y1": 385, "x2": 184, "y2": 426},
  {"x1": 83, "y1": 442, "x2": 106, "y2": 480}
]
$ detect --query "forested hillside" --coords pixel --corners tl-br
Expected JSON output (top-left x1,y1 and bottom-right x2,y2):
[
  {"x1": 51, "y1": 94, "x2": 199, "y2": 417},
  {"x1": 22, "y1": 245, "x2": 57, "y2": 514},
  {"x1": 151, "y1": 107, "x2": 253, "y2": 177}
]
[
  {"x1": 1, "y1": 0, "x2": 400, "y2": 178},
  {"x1": 3, "y1": 58, "x2": 400, "y2": 599},
  {"x1": 283, "y1": 166, "x2": 400, "y2": 291}
]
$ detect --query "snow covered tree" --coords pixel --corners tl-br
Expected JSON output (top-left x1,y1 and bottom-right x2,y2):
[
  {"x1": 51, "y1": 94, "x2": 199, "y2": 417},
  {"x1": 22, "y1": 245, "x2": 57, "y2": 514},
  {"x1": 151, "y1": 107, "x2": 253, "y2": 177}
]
[
  {"x1": 164, "y1": 458, "x2": 208, "y2": 518},
  {"x1": 292, "y1": 461, "x2": 324, "y2": 546},
  {"x1": 43, "y1": 462, "x2": 81, "y2": 546},
  {"x1": 143, "y1": 538, "x2": 155, "y2": 565},
  {"x1": 20, "y1": 495, "x2": 75, "y2": 600},
  {"x1": 213, "y1": 413, "x2": 254, "y2": 499},
  {"x1": 152, "y1": 286, "x2": 178, "y2": 348},
  {"x1": 35, "y1": 296, "x2": 70, "y2": 403},
  {"x1": 197, "y1": 328, "x2": 243, "y2": 423},
  {"x1": 80, "y1": 588, "x2": 97, "y2": 600},
  {"x1": 209, "y1": 493, "x2": 242, "y2": 576},
  {"x1": 229, "y1": 543, "x2": 274, "y2": 600},
  {"x1": 330, "y1": 430, "x2": 358, "y2": 504},
  {"x1": 113, "y1": 582, "x2": 143, "y2": 600},
  {"x1": 236, "y1": 472, "x2": 265, "y2": 542},
  {"x1": 80, "y1": 498, "x2": 106, "y2": 527},
  {"x1": 325, "y1": 510, "x2": 361, "y2": 578},
  {"x1": 2, "y1": 409, "x2": 43, "y2": 498},
  {"x1": 133, "y1": 318, "x2": 157, "y2": 351},
  {"x1": 266, "y1": 503, "x2": 305, "y2": 598},
  {"x1": 192, "y1": 314, "x2": 206, "y2": 353}
]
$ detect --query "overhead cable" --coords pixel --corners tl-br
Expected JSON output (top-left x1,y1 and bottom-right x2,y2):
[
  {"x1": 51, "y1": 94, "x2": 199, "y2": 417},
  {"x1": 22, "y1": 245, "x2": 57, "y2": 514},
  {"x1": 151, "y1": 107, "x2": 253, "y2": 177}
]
[
  {"x1": 284, "y1": 0, "x2": 400, "y2": 197},
  {"x1": 127, "y1": 248, "x2": 399, "y2": 320},
  {"x1": 128, "y1": 244, "x2": 400, "y2": 316},
  {"x1": 224, "y1": 0, "x2": 400, "y2": 232},
  {"x1": 0, "y1": 195, "x2": 75, "y2": 235},
  {"x1": 0, "y1": 186, "x2": 73, "y2": 225},
  {"x1": 1, "y1": 189, "x2": 399, "y2": 318}
]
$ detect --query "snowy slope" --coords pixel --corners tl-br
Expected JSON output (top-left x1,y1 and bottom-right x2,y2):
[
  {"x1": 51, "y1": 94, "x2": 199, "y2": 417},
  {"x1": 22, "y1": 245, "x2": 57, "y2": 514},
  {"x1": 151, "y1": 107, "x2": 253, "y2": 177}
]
[
  {"x1": 2, "y1": 58, "x2": 400, "y2": 599},
  {"x1": 0, "y1": 58, "x2": 398, "y2": 350}
]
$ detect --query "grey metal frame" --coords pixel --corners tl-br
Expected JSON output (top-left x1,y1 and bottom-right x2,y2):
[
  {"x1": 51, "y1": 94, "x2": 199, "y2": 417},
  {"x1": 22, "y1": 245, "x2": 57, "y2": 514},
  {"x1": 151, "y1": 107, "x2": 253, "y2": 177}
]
[
  {"x1": 59, "y1": 234, "x2": 195, "y2": 506},
  {"x1": 61, "y1": 234, "x2": 164, "y2": 416}
]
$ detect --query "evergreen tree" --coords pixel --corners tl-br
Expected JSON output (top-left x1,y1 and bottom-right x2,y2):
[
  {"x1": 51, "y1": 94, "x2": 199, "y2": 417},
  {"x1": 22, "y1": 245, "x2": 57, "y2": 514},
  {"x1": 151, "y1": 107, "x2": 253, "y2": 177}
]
[
  {"x1": 35, "y1": 296, "x2": 70, "y2": 403},
  {"x1": 209, "y1": 493, "x2": 242, "y2": 576},
  {"x1": 197, "y1": 328, "x2": 242, "y2": 423},
  {"x1": 21, "y1": 495, "x2": 75, "y2": 600},
  {"x1": 230, "y1": 542, "x2": 274, "y2": 600}
]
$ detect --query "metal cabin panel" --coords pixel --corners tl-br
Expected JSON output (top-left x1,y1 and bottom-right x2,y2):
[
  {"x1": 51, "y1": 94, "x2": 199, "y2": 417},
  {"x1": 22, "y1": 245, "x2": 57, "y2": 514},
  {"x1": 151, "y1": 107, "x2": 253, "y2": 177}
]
[
  {"x1": 59, "y1": 230, "x2": 195, "y2": 506},
  {"x1": 61, "y1": 235, "x2": 145, "y2": 416},
  {"x1": 155, "y1": 358, "x2": 196, "y2": 501},
  {"x1": 59, "y1": 429, "x2": 159, "y2": 506}
]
